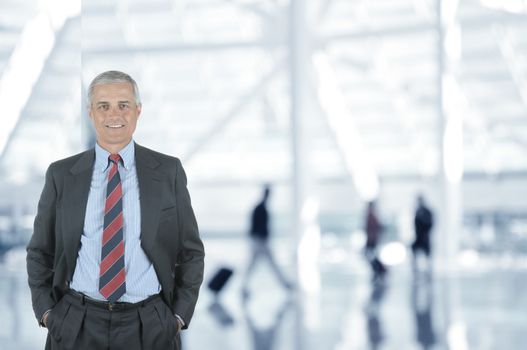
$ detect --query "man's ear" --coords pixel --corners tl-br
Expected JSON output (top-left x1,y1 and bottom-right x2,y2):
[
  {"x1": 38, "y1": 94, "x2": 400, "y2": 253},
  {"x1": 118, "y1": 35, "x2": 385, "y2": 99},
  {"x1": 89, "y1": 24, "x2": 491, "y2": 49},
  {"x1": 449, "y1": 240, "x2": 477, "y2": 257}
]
[
  {"x1": 136, "y1": 103, "x2": 142, "y2": 118},
  {"x1": 87, "y1": 103, "x2": 94, "y2": 121}
]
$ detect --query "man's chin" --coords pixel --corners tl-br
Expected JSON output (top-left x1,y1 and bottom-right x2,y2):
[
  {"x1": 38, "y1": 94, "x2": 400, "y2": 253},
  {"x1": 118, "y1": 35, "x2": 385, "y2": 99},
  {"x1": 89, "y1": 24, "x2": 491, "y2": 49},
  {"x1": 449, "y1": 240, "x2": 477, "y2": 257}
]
[{"x1": 97, "y1": 137, "x2": 132, "y2": 148}]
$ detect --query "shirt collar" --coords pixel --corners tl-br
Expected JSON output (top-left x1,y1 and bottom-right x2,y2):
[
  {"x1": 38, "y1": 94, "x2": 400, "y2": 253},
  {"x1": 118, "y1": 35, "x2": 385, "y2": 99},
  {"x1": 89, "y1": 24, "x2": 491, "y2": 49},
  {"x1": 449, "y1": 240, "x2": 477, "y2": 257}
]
[{"x1": 95, "y1": 140, "x2": 135, "y2": 172}]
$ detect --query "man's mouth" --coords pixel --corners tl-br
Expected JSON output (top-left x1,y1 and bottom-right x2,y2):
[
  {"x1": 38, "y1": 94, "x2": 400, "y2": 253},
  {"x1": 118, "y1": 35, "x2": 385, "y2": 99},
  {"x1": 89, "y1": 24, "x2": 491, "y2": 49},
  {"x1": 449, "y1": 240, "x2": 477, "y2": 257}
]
[{"x1": 106, "y1": 124, "x2": 124, "y2": 129}]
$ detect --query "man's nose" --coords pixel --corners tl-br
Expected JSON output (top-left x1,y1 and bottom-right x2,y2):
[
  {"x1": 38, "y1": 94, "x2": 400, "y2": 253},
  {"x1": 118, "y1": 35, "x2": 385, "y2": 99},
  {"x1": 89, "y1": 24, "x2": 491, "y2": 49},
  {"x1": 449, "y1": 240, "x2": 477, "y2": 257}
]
[{"x1": 109, "y1": 105, "x2": 121, "y2": 116}]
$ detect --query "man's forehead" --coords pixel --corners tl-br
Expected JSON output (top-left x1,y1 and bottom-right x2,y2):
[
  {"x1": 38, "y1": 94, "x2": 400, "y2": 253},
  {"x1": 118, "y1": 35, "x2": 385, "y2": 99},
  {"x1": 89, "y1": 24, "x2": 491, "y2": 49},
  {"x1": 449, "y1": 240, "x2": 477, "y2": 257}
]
[
  {"x1": 92, "y1": 82, "x2": 134, "y2": 94},
  {"x1": 92, "y1": 85, "x2": 134, "y2": 103}
]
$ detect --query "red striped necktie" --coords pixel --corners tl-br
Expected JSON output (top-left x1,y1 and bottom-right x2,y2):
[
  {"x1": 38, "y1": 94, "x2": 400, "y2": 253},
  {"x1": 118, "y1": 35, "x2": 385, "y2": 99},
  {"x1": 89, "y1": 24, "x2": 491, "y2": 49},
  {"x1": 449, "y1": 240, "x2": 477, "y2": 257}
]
[{"x1": 99, "y1": 154, "x2": 126, "y2": 302}]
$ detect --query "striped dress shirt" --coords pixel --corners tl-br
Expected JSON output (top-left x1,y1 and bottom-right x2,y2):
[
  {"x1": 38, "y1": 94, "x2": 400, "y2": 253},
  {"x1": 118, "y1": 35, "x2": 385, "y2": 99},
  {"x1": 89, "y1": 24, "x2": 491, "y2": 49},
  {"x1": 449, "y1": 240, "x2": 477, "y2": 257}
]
[{"x1": 70, "y1": 140, "x2": 161, "y2": 302}]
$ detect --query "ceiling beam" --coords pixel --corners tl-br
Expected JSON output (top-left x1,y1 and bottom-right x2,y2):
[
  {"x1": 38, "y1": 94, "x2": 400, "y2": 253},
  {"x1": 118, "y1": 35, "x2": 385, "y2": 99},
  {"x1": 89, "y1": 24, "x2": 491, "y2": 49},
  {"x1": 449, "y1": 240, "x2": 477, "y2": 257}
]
[
  {"x1": 82, "y1": 39, "x2": 282, "y2": 55},
  {"x1": 182, "y1": 60, "x2": 284, "y2": 163}
]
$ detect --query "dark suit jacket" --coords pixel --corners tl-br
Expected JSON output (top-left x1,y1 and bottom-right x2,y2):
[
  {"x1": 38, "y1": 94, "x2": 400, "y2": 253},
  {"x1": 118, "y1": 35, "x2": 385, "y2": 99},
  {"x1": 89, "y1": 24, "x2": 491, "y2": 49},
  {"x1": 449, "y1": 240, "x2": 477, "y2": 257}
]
[
  {"x1": 250, "y1": 201, "x2": 269, "y2": 240},
  {"x1": 26, "y1": 143, "x2": 205, "y2": 329}
]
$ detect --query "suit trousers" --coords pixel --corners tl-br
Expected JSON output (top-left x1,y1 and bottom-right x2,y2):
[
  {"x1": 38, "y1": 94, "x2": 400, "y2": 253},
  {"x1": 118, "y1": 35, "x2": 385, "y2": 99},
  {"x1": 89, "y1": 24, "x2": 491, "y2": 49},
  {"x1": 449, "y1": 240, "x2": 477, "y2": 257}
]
[{"x1": 45, "y1": 291, "x2": 181, "y2": 350}]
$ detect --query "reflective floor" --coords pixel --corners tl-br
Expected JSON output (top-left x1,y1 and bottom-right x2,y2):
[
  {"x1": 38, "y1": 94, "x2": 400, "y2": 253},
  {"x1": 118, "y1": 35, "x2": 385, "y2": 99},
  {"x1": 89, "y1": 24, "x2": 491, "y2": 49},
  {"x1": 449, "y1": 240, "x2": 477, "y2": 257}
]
[{"x1": 1, "y1": 238, "x2": 526, "y2": 350}]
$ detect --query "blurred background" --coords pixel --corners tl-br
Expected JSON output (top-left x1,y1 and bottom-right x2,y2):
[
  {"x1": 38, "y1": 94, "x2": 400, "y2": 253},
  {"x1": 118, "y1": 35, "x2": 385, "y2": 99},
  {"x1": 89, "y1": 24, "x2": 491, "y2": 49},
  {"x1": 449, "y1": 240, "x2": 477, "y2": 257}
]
[{"x1": 1, "y1": 0, "x2": 527, "y2": 349}]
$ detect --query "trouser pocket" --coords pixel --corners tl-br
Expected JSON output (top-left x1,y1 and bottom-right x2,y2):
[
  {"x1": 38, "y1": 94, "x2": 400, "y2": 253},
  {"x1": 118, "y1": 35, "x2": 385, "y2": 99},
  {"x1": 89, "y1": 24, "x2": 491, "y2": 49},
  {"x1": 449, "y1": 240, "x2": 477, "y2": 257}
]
[
  {"x1": 138, "y1": 302, "x2": 174, "y2": 350},
  {"x1": 47, "y1": 297, "x2": 86, "y2": 349},
  {"x1": 47, "y1": 298, "x2": 68, "y2": 343}
]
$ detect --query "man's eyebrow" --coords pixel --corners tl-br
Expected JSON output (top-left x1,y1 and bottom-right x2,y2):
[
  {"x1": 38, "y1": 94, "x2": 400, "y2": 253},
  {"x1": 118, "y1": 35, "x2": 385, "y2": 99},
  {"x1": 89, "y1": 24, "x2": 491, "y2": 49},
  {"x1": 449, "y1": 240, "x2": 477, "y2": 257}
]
[{"x1": 95, "y1": 101, "x2": 132, "y2": 105}]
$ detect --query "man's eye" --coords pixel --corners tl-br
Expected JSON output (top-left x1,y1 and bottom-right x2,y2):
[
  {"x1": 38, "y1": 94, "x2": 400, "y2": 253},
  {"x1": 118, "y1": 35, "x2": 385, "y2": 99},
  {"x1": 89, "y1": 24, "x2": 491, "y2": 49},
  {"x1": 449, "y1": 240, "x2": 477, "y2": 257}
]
[
  {"x1": 119, "y1": 103, "x2": 129, "y2": 110},
  {"x1": 98, "y1": 105, "x2": 109, "y2": 111}
]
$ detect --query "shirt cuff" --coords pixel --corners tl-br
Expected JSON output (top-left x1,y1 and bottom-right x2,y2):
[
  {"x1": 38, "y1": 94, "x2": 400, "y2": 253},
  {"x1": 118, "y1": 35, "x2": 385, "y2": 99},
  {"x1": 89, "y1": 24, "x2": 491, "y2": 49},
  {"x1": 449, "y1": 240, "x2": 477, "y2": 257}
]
[
  {"x1": 40, "y1": 309, "x2": 52, "y2": 327},
  {"x1": 174, "y1": 314, "x2": 185, "y2": 327}
]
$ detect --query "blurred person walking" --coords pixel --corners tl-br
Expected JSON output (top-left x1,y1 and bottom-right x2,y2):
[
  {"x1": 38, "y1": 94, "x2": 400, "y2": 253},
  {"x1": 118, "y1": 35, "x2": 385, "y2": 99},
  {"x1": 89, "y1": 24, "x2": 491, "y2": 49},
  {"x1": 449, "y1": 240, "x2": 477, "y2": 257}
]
[
  {"x1": 242, "y1": 186, "x2": 292, "y2": 297},
  {"x1": 26, "y1": 70, "x2": 204, "y2": 350},
  {"x1": 411, "y1": 194, "x2": 434, "y2": 271},
  {"x1": 363, "y1": 201, "x2": 387, "y2": 283}
]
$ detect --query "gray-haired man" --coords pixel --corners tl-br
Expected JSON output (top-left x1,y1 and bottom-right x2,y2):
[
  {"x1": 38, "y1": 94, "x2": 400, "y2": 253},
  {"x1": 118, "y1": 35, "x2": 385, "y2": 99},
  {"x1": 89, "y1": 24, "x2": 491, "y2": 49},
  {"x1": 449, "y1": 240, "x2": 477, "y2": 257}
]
[{"x1": 27, "y1": 70, "x2": 205, "y2": 350}]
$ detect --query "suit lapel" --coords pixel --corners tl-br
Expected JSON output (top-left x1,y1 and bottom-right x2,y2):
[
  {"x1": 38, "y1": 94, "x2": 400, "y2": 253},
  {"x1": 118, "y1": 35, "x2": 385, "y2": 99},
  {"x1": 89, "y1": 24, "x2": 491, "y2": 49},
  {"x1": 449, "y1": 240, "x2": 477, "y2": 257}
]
[
  {"x1": 135, "y1": 143, "x2": 163, "y2": 253},
  {"x1": 63, "y1": 149, "x2": 94, "y2": 280}
]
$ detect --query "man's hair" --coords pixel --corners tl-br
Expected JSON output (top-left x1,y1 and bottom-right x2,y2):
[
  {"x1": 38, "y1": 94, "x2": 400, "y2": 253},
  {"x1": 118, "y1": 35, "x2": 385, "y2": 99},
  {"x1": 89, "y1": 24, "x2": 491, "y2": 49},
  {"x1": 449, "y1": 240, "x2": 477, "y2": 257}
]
[{"x1": 87, "y1": 70, "x2": 141, "y2": 108}]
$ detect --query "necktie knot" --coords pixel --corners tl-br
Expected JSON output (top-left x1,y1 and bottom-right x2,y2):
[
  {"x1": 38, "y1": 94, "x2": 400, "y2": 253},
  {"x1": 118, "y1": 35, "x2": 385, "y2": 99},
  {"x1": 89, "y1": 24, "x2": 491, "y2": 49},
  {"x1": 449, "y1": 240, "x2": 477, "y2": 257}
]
[{"x1": 109, "y1": 154, "x2": 121, "y2": 165}]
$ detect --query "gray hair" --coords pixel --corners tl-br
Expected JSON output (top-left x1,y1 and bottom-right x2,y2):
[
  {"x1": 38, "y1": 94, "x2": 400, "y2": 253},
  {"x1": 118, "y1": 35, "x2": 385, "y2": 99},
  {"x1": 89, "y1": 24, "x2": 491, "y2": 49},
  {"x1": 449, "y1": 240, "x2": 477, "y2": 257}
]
[{"x1": 87, "y1": 70, "x2": 141, "y2": 108}]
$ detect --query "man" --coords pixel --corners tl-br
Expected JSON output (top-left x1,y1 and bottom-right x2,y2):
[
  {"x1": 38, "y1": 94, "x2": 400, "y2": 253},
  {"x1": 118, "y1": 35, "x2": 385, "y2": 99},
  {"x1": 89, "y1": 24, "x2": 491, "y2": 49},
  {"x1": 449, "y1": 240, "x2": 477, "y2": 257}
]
[
  {"x1": 241, "y1": 186, "x2": 291, "y2": 296},
  {"x1": 26, "y1": 70, "x2": 205, "y2": 350},
  {"x1": 411, "y1": 194, "x2": 434, "y2": 270},
  {"x1": 364, "y1": 201, "x2": 387, "y2": 282}
]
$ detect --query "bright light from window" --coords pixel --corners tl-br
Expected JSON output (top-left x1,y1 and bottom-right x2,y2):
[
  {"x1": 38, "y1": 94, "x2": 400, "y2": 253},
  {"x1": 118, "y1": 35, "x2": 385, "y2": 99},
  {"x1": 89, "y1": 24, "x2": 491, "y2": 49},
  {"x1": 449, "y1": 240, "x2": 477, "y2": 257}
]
[
  {"x1": 350, "y1": 230, "x2": 367, "y2": 250},
  {"x1": 444, "y1": 24, "x2": 462, "y2": 62},
  {"x1": 442, "y1": 75, "x2": 464, "y2": 183},
  {"x1": 442, "y1": 0, "x2": 460, "y2": 23},
  {"x1": 298, "y1": 225, "x2": 321, "y2": 292},
  {"x1": 379, "y1": 241, "x2": 407, "y2": 266},
  {"x1": 301, "y1": 196, "x2": 319, "y2": 222},
  {"x1": 448, "y1": 321, "x2": 469, "y2": 350},
  {"x1": 443, "y1": 118, "x2": 463, "y2": 183},
  {"x1": 458, "y1": 249, "x2": 480, "y2": 267},
  {"x1": 44, "y1": 0, "x2": 81, "y2": 29},
  {"x1": 298, "y1": 197, "x2": 321, "y2": 293},
  {"x1": 313, "y1": 53, "x2": 379, "y2": 201},
  {"x1": 481, "y1": 0, "x2": 527, "y2": 14},
  {"x1": 0, "y1": 13, "x2": 55, "y2": 156},
  {"x1": 0, "y1": 0, "x2": 80, "y2": 157}
]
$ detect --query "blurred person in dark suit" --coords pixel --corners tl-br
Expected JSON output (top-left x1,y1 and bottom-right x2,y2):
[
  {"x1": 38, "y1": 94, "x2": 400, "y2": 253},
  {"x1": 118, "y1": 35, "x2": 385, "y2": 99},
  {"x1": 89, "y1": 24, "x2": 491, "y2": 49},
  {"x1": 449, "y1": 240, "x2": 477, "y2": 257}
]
[
  {"x1": 242, "y1": 186, "x2": 291, "y2": 296},
  {"x1": 26, "y1": 70, "x2": 204, "y2": 350},
  {"x1": 411, "y1": 194, "x2": 434, "y2": 270},
  {"x1": 364, "y1": 201, "x2": 387, "y2": 282}
]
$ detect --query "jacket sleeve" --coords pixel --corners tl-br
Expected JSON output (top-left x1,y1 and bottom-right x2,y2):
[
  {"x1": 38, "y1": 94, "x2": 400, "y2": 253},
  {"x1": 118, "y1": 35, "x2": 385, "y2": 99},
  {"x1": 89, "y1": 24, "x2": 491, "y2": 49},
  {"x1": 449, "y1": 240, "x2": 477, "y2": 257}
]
[
  {"x1": 172, "y1": 159, "x2": 205, "y2": 328},
  {"x1": 26, "y1": 165, "x2": 58, "y2": 322}
]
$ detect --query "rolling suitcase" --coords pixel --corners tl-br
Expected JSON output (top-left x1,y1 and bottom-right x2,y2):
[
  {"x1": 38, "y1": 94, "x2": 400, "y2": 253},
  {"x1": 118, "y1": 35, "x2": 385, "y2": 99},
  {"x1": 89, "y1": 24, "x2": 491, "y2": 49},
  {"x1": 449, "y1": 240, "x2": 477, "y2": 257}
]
[{"x1": 207, "y1": 267, "x2": 234, "y2": 294}]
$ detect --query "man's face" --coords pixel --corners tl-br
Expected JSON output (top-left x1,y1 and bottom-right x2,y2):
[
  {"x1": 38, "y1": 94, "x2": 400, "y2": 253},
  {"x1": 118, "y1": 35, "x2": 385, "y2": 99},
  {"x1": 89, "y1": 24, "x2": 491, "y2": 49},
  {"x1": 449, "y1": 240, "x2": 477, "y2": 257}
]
[{"x1": 89, "y1": 82, "x2": 141, "y2": 151}]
